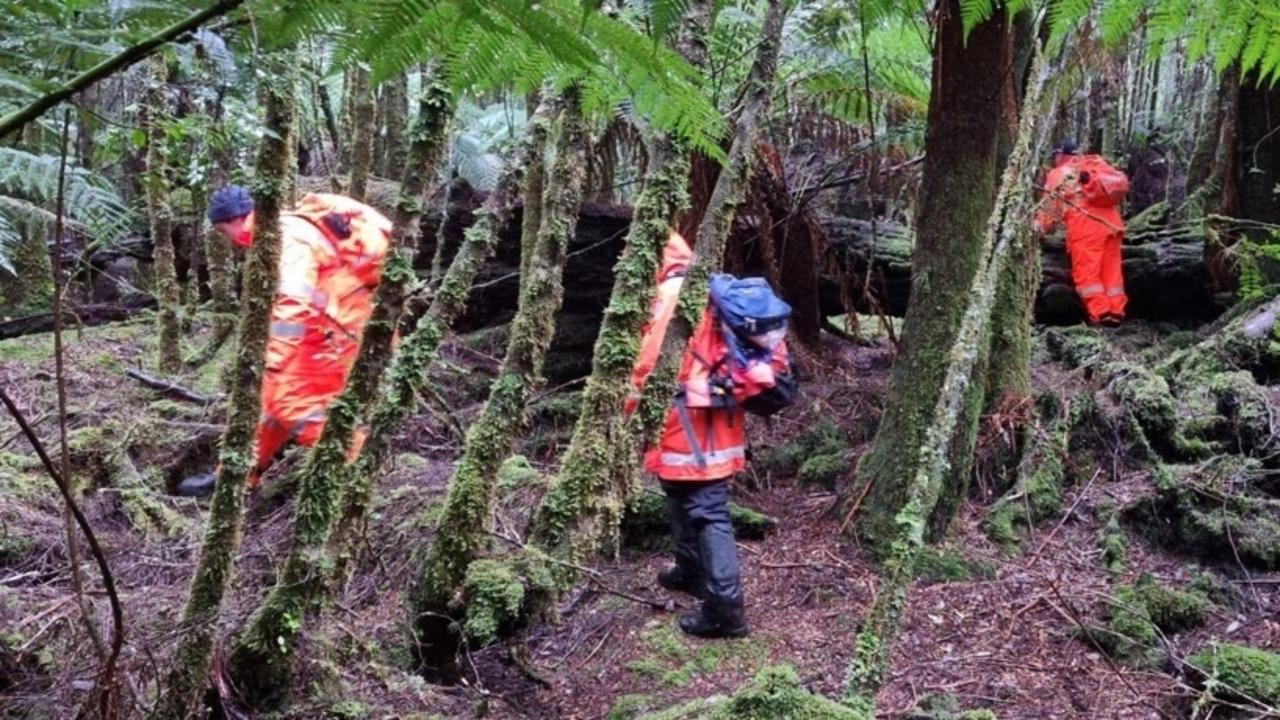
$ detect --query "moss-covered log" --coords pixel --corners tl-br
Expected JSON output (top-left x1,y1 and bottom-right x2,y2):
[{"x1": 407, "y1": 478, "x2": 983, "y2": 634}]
[
  {"x1": 144, "y1": 54, "x2": 181, "y2": 374},
  {"x1": 324, "y1": 93, "x2": 557, "y2": 587},
  {"x1": 346, "y1": 66, "x2": 374, "y2": 201},
  {"x1": 406, "y1": 88, "x2": 587, "y2": 661},
  {"x1": 156, "y1": 51, "x2": 296, "y2": 720},
  {"x1": 224, "y1": 65, "x2": 454, "y2": 706}
]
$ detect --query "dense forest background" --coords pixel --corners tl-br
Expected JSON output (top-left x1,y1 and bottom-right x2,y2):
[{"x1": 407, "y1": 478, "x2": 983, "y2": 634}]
[{"x1": 1, "y1": 0, "x2": 1279, "y2": 718}]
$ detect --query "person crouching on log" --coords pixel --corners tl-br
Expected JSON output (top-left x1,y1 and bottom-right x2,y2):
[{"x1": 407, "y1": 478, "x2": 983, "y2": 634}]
[
  {"x1": 1036, "y1": 139, "x2": 1132, "y2": 327},
  {"x1": 177, "y1": 185, "x2": 392, "y2": 497},
  {"x1": 625, "y1": 232, "x2": 798, "y2": 638}
]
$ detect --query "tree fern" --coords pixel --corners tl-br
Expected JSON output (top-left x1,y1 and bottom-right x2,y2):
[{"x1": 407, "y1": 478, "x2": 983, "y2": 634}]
[{"x1": 0, "y1": 149, "x2": 133, "y2": 255}]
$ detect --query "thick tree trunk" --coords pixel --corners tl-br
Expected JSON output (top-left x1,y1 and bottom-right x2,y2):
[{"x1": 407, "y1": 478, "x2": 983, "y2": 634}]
[
  {"x1": 225, "y1": 64, "x2": 454, "y2": 707},
  {"x1": 847, "y1": 1, "x2": 1013, "y2": 553},
  {"x1": 407, "y1": 89, "x2": 586, "y2": 661},
  {"x1": 325, "y1": 95, "x2": 558, "y2": 587},
  {"x1": 985, "y1": 9, "x2": 1037, "y2": 409},
  {"x1": 156, "y1": 52, "x2": 295, "y2": 720},
  {"x1": 347, "y1": 67, "x2": 375, "y2": 200},
  {"x1": 526, "y1": 1, "x2": 708, "y2": 569},
  {"x1": 144, "y1": 55, "x2": 182, "y2": 374},
  {"x1": 633, "y1": 0, "x2": 787, "y2": 446}
]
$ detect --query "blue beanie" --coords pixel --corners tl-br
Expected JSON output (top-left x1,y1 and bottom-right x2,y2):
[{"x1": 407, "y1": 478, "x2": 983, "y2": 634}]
[{"x1": 207, "y1": 185, "x2": 254, "y2": 223}]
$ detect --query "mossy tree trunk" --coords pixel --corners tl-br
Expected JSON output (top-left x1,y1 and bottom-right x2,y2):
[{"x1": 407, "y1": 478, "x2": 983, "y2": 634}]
[
  {"x1": 347, "y1": 66, "x2": 375, "y2": 201},
  {"x1": 155, "y1": 52, "x2": 296, "y2": 720},
  {"x1": 517, "y1": 88, "x2": 549, "y2": 284},
  {"x1": 382, "y1": 72, "x2": 409, "y2": 181},
  {"x1": 326, "y1": 94, "x2": 559, "y2": 586},
  {"x1": 225, "y1": 64, "x2": 454, "y2": 707},
  {"x1": 842, "y1": 35, "x2": 1054, "y2": 715},
  {"x1": 144, "y1": 54, "x2": 182, "y2": 374},
  {"x1": 845, "y1": 1, "x2": 1014, "y2": 550},
  {"x1": 527, "y1": 0, "x2": 712, "y2": 569},
  {"x1": 406, "y1": 88, "x2": 587, "y2": 658},
  {"x1": 633, "y1": 0, "x2": 786, "y2": 448}
]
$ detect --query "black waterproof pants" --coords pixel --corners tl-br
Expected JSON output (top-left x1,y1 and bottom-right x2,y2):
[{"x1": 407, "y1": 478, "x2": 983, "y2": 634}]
[{"x1": 660, "y1": 479, "x2": 743, "y2": 612}]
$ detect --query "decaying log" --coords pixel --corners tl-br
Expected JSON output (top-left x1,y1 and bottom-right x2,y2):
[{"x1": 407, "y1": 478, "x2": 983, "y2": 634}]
[
  {"x1": 124, "y1": 368, "x2": 220, "y2": 405},
  {"x1": 0, "y1": 298, "x2": 155, "y2": 340}
]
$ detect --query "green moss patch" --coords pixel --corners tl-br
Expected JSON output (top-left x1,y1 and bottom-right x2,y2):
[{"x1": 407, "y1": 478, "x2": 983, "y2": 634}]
[
  {"x1": 638, "y1": 664, "x2": 864, "y2": 720},
  {"x1": 497, "y1": 454, "x2": 542, "y2": 491},
  {"x1": 758, "y1": 420, "x2": 850, "y2": 483},
  {"x1": 1187, "y1": 643, "x2": 1280, "y2": 708},
  {"x1": 914, "y1": 547, "x2": 995, "y2": 583},
  {"x1": 1089, "y1": 575, "x2": 1210, "y2": 666}
]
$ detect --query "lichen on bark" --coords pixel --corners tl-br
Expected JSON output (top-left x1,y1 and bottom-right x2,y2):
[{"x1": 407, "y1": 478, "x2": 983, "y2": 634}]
[{"x1": 156, "y1": 50, "x2": 297, "y2": 720}]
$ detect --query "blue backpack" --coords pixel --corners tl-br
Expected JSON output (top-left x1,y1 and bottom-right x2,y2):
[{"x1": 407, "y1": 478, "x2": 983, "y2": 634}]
[{"x1": 707, "y1": 274, "x2": 798, "y2": 416}]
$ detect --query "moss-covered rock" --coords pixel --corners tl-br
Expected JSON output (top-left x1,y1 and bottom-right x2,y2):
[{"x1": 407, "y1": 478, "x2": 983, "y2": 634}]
[
  {"x1": 797, "y1": 452, "x2": 852, "y2": 490},
  {"x1": 1044, "y1": 326, "x2": 1110, "y2": 370},
  {"x1": 1187, "y1": 643, "x2": 1280, "y2": 707},
  {"x1": 460, "y1": 559, "x2": 525, "y2": 646},
  {"x1": 621, "y1": 492, "x2": 776, "y2": 550},
  {"x1": 1135, "y1": 574, "x2": 1208, "y2": 632},
  {"x1": 1123, "y1": 457, "x2": 1280, "y2": 569},
  {"x1": 1091, "y1": 576, "x2": 1210, "y2": 666},
  {"x1": 0, "y1": 534, "x2": 36, "y2": 568},
  {"x1": 759, "y1": 420, "x2": 850, "y2": 480}
]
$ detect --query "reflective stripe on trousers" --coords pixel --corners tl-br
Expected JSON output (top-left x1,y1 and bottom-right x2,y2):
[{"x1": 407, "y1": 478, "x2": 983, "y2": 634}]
[
  {"x1": 660, "y1": 446, "x2": 745, "y2": 468},
  {"x1": 1077, "y1": 283, "x2": 1104, "y2": 297},
  {"x1": 1106, "y1": 285, "x2": 1125, "y2": 296}
]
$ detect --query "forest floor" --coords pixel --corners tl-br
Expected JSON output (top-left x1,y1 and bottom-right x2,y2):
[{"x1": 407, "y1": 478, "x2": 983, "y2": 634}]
[{"x1": 0, "y1": 314, "x2": 1276, "y2": 719}]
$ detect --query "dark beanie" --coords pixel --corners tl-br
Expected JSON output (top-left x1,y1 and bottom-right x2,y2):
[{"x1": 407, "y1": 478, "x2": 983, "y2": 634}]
[
  {"x1": 207, "y1": 185, "x2": 254, "y2": 223},
  {"x1": 1052, "y1": 138, "x2": 1079, "y2": 156}
]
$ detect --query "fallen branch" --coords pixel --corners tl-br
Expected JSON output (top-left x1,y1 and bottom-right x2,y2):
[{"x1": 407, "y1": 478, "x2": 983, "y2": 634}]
[{"x1": 125, "y1": 368, "x2": 221, "y2": 405}]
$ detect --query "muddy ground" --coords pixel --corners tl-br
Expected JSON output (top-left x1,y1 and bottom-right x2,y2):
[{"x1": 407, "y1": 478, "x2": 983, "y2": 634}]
[{"x1": 0, "y1": 315, "x2": 1276, "y2": 719}]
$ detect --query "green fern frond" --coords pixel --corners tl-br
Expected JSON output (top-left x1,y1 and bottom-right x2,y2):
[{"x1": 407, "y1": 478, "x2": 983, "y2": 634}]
[
  {"x1": 960, "y1": 0, "x2": 998, "y2": 38},
  {"x1": 1049, "y1": 0, "x2": 1094, "y2": 39},
  {"x1": 1098, "y1": 0, "x2": 1144, "y2": 46},
  {"x1": 0, "y1": 149, "x2": 133, "y2": 249}
]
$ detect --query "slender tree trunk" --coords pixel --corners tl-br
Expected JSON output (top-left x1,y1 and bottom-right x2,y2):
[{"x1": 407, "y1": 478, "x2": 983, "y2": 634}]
[
  {"x1": 518, "y1": 90, "x2": 549, "y2": 283},
  {"x1": 144, "y1": 54, "x2": 182, "y2": 374},
  {"x1": 383, "y1": 72, "x2": 409, "y2": 181},
  {"x1": 633, "y1": 0, "x2": 786, "y2": 450},
  {"x1": 326, "y1": 95, "x2": 559, "y2": 587},
  {"x1": 407, "y1": 88, "x2": 587, "y2": 660},
  {"x1": 317, "y1": 77, "x2": 341, "y2": 166},
  {"x1": 155, "y1": 52, "x2": 296, "y2": 720},
  {"x1": 348, "y1": 67, "x2": 374, "y2": 199},
  {"x1": 845, "y1": 0, "x2": 1013, "y2": 552},
  {"x1": 224, "y1": 64, "x2": 454, "y2": 707},
  {"x1": 373, "y1": 85, "x2": 387, "y2": 177}
]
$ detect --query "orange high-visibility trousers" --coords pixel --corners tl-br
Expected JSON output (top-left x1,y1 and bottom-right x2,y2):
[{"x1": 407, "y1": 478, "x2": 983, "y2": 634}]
[
  {"x1": 250, "y1": 368, "x2": 366, "y2": 486},
  {"x1": 1067, "y1": 230, "x2": 1127, "y2": 323}
]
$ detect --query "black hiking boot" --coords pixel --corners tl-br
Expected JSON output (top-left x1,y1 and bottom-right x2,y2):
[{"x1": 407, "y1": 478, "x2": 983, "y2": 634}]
[
  {"x1": 1099, "y1": 313, "x2": 1123, "y2": 328},
  {"x1": 657, "y1": 565, "x2": 703, "y2": 597},
  {"x1": 678, "y1": 604, "x2": 749, "y2": 639},
  {"x1": 175, "y1": 472, "x2": 216, "y2": 498}
]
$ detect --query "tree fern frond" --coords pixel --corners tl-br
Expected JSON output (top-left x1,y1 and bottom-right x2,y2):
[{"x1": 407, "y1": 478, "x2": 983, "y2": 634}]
[
  {"x1": 1048, "y1": 0, "x2": 1094, "y2": 40},
  {"x1": 960, "y1": 0, "x2": 997, "y2": 38},
  {"x1": 1098, "y1": 0, "x2": 1144, "y2": 46},
  {"x1": 0, "y1": 149, "x2": 133, "y2": 248}
]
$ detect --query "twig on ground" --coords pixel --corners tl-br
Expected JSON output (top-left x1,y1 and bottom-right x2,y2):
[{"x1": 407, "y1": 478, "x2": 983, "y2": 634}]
[{"x1": 124, "y1": 367, "x2": 221, "y2": 405}]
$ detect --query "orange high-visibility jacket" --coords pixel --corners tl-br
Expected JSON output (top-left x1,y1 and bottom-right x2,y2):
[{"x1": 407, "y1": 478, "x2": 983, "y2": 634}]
[
  {"x1": 264, "y1": 193, "x2": 393, "y2": 377},
  {"x1": 643, "y1": 308, "x2": 790, "y2": 481},
  {"x1": 1036, "y1": 162, "x2": 1125, "y2": 243},
  {"x1": 625, "y1": 231, "x2": 693, "y2": 415}
]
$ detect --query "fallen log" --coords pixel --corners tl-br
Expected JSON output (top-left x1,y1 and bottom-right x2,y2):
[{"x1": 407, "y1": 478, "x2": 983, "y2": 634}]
[
  {"x1": 0, "y1": 297, "x2": 155, "y2": 340},
  {"x1": 124, "y1": 368, "x2": 221, "y2": 405}
]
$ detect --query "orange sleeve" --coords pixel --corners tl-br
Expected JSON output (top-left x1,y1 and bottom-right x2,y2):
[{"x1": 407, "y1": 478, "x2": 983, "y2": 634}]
[
  {"x1": 1035, "y1": 167, "x2": 1065, "y2": 234},
  {"x1": 625, "y1": 275, "x2": 683, "y2": 416}
]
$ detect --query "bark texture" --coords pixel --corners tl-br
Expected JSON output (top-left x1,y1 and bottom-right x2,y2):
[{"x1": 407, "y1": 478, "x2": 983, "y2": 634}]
[
  {"x1": 144, "y1": 54, "x2": 181, "y2": 374},
  {"x1": 156, "y1": 52, "x2": 295, "y2": 720},
  {"x1": 225, "y1": 65, "x2": 454, "y2": 706},
  {"x1": 347, "y1": 67, "x2": 375, "y2": 201},
  {"x1": 849, "y1": 2, "x2": 1013, "y2": 551},
  {"x1": 382, "y1": 72, "x2": 409, "y2": 181},
  {"x1": 407, "y1": 88, "x2": 587, "y2": 660}
]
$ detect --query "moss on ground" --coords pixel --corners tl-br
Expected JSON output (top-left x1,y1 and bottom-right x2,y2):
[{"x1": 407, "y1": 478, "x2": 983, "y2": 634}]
[
  {"x1": 637, "y1": 665, "x2": 865, "y2": 720},
  {"x1": 1187, "y1": 643, "x2": 1280, "y2": 708},
  {"x1": 497, "y1": 454, "x2": 542, "y2": 491},
  {"x1": 906, "y1": 693, "x2": 999, "y2": 719},
  {"x1": 620, "y1": 492, "x2": 776, "y2": 550},
  {"x1": 460, "y1": 559, "x2": 527, "y2": 646},
  {"x1": 1090, "y1": 575, "x2": 1210, "y2": 666},
  {"x1": 1097, "y1": 503, "x2": 1128, "y2": 573},
  {"x1": 624, "y1": 621, "x2": 768, "y2": 691},
  {"x1": 914, "y1": 547, "x2": 996, "y2": 583}
]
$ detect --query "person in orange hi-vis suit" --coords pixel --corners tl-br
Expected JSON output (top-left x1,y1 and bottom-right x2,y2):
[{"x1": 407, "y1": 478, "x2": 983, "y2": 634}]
[
  {"x1": 1036, "y1": 139, "x2": 1128, "y2": 326},
  {"x1": 626, "y1": 232, "x2": 793, "y2": 639},
  {"x1": 176, "y1": 186, "x2": 391, "y2": 497}
]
